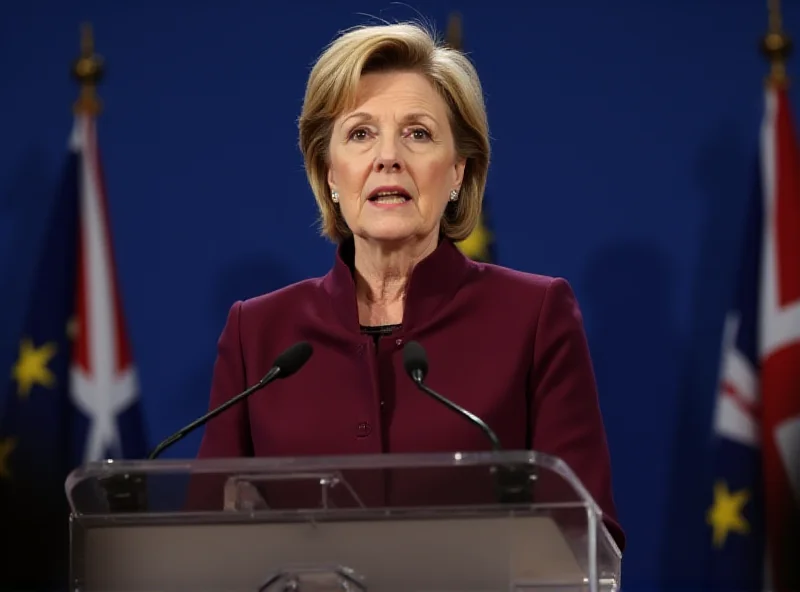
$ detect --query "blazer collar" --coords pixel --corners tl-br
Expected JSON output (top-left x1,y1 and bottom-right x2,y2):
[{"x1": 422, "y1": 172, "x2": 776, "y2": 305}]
[{"x1": 323, "y1": 236, "x2": 474, "y2": 334}]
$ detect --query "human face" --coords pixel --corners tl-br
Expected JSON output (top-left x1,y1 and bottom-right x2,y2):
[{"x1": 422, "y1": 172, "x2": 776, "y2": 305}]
[{"x1": 327, "y1": 70, "x2": 466, "y2": 246}]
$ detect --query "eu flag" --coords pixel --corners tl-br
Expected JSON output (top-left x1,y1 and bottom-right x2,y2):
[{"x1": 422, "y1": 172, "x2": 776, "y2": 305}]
[
  {"x1": 455, "y1": 201, "x2": 497, "y2": 263},
  {"x1": 707, "y1": 83, "x2": 800, "y2": 591},
  {"x1": 0, "y1": 143, "x2": 81, "y2": 588},
  {"x1": 0, "y1": 114, "x2": 148, "y2": 589},
  {"x1": 706, "y1": 156, "x2": 766, "y2": 590},
  {"x1": 443, "y1": 12, "x2": 497, "y2": 265}
]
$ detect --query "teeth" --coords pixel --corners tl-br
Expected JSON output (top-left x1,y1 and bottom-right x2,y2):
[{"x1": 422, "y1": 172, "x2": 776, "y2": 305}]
[{"x1": 371, "y1": 191, "x2": 409, "y2": 202}]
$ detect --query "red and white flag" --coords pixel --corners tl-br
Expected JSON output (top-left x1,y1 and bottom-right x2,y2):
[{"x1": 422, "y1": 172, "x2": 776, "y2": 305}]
[
  {"x1": 758, "y1": 83, "x2": 800, "y2": 590},
  {"x1": 68, "y1": 113, "x2": 147, "y2": 463}
]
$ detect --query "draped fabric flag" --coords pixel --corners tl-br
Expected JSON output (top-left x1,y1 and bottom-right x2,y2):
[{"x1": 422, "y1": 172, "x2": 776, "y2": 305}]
[
  {"x1": 707, "y1": 82, "x2": 800, "y2": 591},
  {"x1": 456, "y1": 205, "x2": 496, "y2": 263},
  {"x1": 444, "y1": 12, "x2": 496, "y2": 264},
  {"x1": 0, "y1": 113, "x2": 147, "y2": 588}
]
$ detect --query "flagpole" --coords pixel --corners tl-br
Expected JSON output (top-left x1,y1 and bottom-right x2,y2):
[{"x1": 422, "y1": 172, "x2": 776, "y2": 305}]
[
  {"x1": 761, "y1": 0, "x2": 792, "y2": 87},
  {"x1": 445, "y1": 12, "x2": 462, "y2": 50},
  {"x1": 71, "y1": 23, "x2": 104, "y2": 115}
]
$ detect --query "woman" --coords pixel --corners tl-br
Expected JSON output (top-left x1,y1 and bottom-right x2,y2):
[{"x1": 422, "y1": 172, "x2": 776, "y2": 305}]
[{"x1": 196, "y1": 21, "x2": 625, "y2": 551}]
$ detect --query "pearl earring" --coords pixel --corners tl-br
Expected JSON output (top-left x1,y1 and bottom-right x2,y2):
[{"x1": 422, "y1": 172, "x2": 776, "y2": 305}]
[
  {"x1": 449, "y1": 189, "x2": 459, "y2": 202},
  {"x1": 331, "y1": 190, "x2": 339, "y2": 203}
]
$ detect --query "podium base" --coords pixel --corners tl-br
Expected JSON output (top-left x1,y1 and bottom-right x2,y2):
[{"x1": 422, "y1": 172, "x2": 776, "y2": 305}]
[{"x1": 259, "y1": 565, "x2": 366, "y2": 591}]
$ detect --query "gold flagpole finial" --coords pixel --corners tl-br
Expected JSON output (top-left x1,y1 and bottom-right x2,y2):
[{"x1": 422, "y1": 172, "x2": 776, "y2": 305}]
[
  {"x1": 445, "y1": 12, "x2": 462, "y2": 51},
  {"x1": 72, "y1": 22, "x2": 105, "y2": 115},
  {"x1": 761, "y1": 0, "x2": 792, "y2": 87}
]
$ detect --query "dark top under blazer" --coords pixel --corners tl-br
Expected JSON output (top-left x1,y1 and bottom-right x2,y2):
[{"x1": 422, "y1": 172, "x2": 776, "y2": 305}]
[{"x1": 196, "y1": 236, "x2": 625, "y2": 551}]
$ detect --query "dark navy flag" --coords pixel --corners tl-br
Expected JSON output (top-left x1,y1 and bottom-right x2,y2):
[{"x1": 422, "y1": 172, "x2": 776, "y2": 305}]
[
  {"x1": 706, "y1": 155, "x2": 766, "y2": 591},
  {"x1": 0, "y1": 140, "x2": 82, "y2": 589},
  {"x1": 455, "y1": 199, "x2": 497, "y2": 263},
  {"x1": 0, "y1": 115, "x2": 148, "y2": 589},
  {"x1": 444, "y1": 13, "x2": 497, "y2": 265},
  {"x1": 707, "y1": 84, "x2": 800, "y2": 591}
]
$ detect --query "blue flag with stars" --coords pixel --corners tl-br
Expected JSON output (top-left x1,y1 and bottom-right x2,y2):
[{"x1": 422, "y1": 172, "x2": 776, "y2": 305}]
[
  {"x1": 705, "y1": 156, "x2": 766, "y2": 590},
  {"x1": 0, "y1": 145, "x2": 81, "y2": 588},
  {"x1": 0, "y1": 115, "x2": 149, "y2": 589},
  {"x1": 444, "y1": 12, "x2": 496, "y2": 265},
  {"x1": 455, "y1": 197, "x2": 496, "y2": 263},
  {"x1": 706, "y1": 82, "x2": 800, "y2": 592}
]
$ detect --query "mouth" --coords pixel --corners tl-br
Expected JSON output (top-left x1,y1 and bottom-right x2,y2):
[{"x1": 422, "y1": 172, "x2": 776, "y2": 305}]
[{"x1": 367, "y1": 188, "x2": 412, "y2": 205}]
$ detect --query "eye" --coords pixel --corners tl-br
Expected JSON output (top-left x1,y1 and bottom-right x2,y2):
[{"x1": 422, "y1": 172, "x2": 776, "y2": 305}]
[
  {"x1": 407, "y1": 127, "x2": 432, "y2": 141},
  {"x1": 348, "y1": 127, "x2": 371, "y2": 141}
]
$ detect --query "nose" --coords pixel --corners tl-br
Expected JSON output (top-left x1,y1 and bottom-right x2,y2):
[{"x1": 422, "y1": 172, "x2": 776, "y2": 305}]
[{"x1": 372, "y1": 136, "x2": 404, "y2": 173}]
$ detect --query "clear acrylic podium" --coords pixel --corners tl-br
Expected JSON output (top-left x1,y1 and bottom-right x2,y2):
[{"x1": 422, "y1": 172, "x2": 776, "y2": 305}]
[{"x1": 65, "y1": 450, "x2": 622, "y2": 591}]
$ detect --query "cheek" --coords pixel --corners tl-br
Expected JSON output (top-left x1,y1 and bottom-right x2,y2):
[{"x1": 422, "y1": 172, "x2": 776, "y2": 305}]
[
  {"x1": 417, "y1": 157, "x2": 456, "y2": 195},
  {"x1": 330, "y1": 156, "x2": 370, "y2": 192}
]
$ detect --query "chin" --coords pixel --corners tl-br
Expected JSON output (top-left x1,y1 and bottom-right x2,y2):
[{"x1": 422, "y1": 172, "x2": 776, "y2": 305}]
[
  {"x1": 360, "y1": 223, "x2": 420, "y2": 244},
  {"x1": 366, "y1": 233, "x2": 417, "y2": 246}
]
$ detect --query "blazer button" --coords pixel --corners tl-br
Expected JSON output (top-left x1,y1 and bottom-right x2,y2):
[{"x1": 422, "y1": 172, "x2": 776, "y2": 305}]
[
  {"x1": 356, "y1": 422, "x2": 372, "y2": 437},
  {"x1": 395, "y1": 338, "x2": 403, "y2": 346}
]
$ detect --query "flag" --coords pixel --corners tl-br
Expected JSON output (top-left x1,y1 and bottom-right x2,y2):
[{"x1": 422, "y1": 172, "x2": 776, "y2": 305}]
[
  {"x1": 443, "y1": 12, "x2": 497, "y2": 265},
  {"x1": 706, "y1": 83, "x2": 800, "y2": 591},
  {"x1": 0, "y1": 113, "x2": 147, "y2": 588},
  {"x1": 69, "y1": 114, "x2": 147, "y2": 464},
  {"x1": 455, "y1": 201, "x2": 496, "y2": 263}
]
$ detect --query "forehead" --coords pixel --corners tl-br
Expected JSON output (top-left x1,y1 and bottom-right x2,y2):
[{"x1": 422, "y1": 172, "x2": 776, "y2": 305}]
[{"x1": 345, "y1": 70, "x2": 449, "y2": 119}]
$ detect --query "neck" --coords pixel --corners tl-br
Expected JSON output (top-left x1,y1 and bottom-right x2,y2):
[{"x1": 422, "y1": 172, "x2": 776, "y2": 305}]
[{"x1": 352, "y1": 233, "x2": 439, "y2": 326}]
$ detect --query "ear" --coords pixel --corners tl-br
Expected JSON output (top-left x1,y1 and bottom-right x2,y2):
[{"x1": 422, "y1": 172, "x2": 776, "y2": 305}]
[
  {"x1": 327, "y1": 167, "x2": 336, "y2": 190},
  {"x1": 452, "y1": 156, "x2": 466, "y2": 189}
]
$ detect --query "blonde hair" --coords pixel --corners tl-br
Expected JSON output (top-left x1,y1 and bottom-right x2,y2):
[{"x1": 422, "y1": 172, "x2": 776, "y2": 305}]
[{"x1": 298, "y1": 21, "x2": 490, "y2": 242}]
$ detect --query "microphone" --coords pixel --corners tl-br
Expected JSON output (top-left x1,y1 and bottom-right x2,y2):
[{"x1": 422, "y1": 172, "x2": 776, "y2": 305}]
[
  {"x1": 147, "y1": 340, "x2": 314, "y2": 460},
  {"x1": 98, "y1": 341, "x2": 314, "y2": 513},
  {"x1": 403, "y1": 340, "x2": 502, "y2": 451},
  {"x1": 402, "y1": 340, "x2": 534, "y2": 504}
]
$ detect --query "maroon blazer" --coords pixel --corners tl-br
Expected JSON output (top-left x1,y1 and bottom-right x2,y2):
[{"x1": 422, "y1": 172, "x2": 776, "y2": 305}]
[{"x1": 196, "y1": 237, "x2": 625, "y2": 551}]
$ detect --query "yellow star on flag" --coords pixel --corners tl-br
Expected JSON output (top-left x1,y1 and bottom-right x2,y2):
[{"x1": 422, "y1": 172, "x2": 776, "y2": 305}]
[
  {"x1": 457, "y1": 213, "x2": 493, "y2": 262},
  {"x1": 0, "y1": 437, "x2": 16, "y2": 479},
  {"x1": 11, "y1": 337, "x2": 58, "y2": 399},
  {"x1": 706, "y1": 480, "x2": 751, "y2": 548}
]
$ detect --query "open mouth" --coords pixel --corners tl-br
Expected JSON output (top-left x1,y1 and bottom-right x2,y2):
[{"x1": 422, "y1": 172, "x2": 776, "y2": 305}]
[{"x1": 368, "y1": 190, "x2": 412, "y2": 205}]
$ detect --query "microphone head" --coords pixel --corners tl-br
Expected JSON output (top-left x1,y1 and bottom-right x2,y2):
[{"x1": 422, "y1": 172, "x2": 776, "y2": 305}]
[
  {"x1": 273, "y1": 341, "x2": 313, "y2": 377},
  {"x1": 403, "y1": 340, "x2": 428, "y2": 381}
]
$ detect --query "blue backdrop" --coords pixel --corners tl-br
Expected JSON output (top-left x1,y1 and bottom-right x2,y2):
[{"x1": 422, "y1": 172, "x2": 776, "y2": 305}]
[{"x1": 2, "y1": 0, "x2": 797, "y2": 589}]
